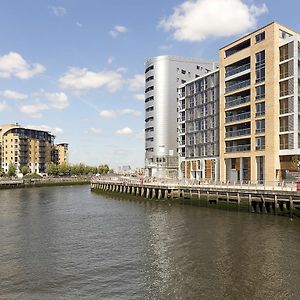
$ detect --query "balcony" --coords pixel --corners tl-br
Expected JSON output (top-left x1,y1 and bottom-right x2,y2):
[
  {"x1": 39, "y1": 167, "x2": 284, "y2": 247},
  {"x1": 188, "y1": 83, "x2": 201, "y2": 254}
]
[
  {"x1": 226, "y1": 144, "x2": 251, "y2": 152},
  {"x1": 225, "y1": 95, "x2": 250, "y2": 108},
  {"x1": 226, "y1": 79, "x2": 250, "y2": 94},
  {"x1": 226, "y1": 62, "x2": 250, "y2": 78},
  {"x1": 225, "y1": 112, "x2": 251, "y2": 123},
  {"x1": 225, "y1": 128, "x2": 251, "y2": 138},
  {"x1": 255, "y1": 111, "x2": 265, "y2": 117}
]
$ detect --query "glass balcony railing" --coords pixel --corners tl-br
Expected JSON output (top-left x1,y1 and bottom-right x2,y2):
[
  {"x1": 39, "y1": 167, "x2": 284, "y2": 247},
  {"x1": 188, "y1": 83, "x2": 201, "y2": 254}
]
[
  {"x1": 226, "y1": 63, "x2": 250, "y2": 77},
  {"x1": 225, "y1": 95, "x2": 250, "y2": 108},
  {"x1": 225, "y1": 128, "x2": 251, "y2": 138},
  {"x1": 226, "y1": 144, "x2": 251, "y2": 152},
  {"x1": 225, "y1": 79, "x2": 250, "y2": 93},
  {"x1": 225, "y1": 112, "x2": 251, "y2": 123}
]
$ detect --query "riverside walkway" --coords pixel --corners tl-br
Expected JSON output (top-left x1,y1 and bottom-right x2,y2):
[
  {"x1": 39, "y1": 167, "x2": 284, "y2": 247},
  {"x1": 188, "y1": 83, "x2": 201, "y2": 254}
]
[{"x1": 91, "y1": 176, "x2": 300, "y2": 218}]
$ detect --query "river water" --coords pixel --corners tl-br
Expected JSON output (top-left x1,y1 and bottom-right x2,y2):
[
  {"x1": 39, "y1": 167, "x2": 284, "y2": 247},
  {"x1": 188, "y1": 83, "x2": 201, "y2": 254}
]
[{"x1": 0, "y1": 186, "x2": 299, "y2": 299}]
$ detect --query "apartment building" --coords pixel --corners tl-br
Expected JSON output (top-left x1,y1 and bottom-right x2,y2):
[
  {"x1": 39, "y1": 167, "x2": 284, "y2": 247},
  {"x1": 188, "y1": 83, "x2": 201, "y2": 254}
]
[
  {"x1": 0, "y1": 123, "x2": 55, "y2": 175},
  {"x1": 178, "y1": 69, "x2": 220, "y2": 180},
  {"x1": 144, "y1": 55, "x2": 218, "y2": 178},
  {"x1": 54, "y1": 143, "x2": 69, "y2": 165},
  {"x1": 219, "y1": 22, "x2": 300, "y2": 183}
]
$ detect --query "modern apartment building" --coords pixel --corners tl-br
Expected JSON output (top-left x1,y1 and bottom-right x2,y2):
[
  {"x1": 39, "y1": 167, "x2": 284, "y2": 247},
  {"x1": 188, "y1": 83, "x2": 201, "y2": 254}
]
[
  {"x1": 219, "y1": 22, "x2": 300, "y2": 183},
  {"x1": 0, "y1": 123, "x2": 55, "y2": 174},
  {"x1": 54, "y1": 143, "x2": 69, "y2": 165},
  {"x1": 144, "y1": 55, "x2": 218, "y2": 178},
  {"x1": 178, "y1": 70, "x2": 220, "y2": 180}
]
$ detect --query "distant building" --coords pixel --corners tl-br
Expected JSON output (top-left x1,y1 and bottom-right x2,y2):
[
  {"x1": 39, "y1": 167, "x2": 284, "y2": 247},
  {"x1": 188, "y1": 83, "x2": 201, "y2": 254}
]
[
  {"x1": 0, "y1": 123, "x2": 55, "y2": 174},
  {"x1": 178, "y1": 69, "x2": 220, "y2": 181},
  {"x1": 144, "y1": 55, "x2": 218, "y2": 178},
  {"x1": 54, "y1": 143, "x2": 69, "y2": 165}
]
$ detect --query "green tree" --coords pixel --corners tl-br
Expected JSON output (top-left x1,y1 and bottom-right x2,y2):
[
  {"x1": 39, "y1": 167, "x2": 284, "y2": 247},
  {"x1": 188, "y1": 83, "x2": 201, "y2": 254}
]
[
  {"x1": 7, "y1": 163, "x2": 17, "y2": 177},
  {"x1": 21, "y1": 165, "x2": 30, "y2": 176},
  {"x1": 58, "y1": 163, "x2": 71, "y2": 176},
  {"x1": 47, "y1": 163, "x2": 59, "y2": 176},
  {"x1": 98, "y1": 164, "x2": 109, "y2": 174}
]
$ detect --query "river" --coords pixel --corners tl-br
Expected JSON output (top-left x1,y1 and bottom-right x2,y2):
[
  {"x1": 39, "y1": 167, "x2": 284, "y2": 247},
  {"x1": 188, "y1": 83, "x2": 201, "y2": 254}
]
[{"x1": 0, "y1": 186, "x2": 299, "y2": 299}]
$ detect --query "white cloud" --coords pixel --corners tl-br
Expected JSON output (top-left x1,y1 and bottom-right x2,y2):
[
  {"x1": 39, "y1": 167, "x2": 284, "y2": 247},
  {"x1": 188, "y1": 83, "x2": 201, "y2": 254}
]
[
  {"x1": 159, "y1": 0, "x2": 268, "y2": 42},
  {"x1": 128, "y1": 74, "x2": 144, "y2": 91},
  {"x1": 135, "y1": 130, "x2": 145, "y2": 140},
  {"x1": 109, "y1": 25, "x2": 128, "y2": 38},
  {"x1": 49, "y1": 6, "x2": 67, "y2": 17},
  {"x1": 27, "y1": 124, "x2": 63, "y2": 134},
  {"x1": 90, "y1": 127, "x2": 103, "y2": 135},
  {"x1": 2, "y1": 90, "x2": 28, "y2": 100},
  {"x1": 0, "y1": 52, "x2": 45, "y2": 79},
  {"x1": 19, "y1": 102, "x2": 49, "y2": 118},
  {"x1": 59, "y1": 67, "x2": 124, "y2": 92},
  {"x1": 0, "y1": 102, "x2": 9, "y2": 112},
  {"x1": 99, "y1": 108, "x2": 142, "y2": 118},
  {"x1": 107, "y1": 56, "x2": 114, "y2": 64},
  {"x1": 76, "y1": 22, "x2": 83, "y2": 28},
  {"x1": 115, "y1": 127, "x2": 133, "y2": 136},
  {"x1": 46, "y1": 92, "x2": 69, "y2": 110},
  {"x1": 134, "y1": 93, "x2": 144, "y2": 101}
]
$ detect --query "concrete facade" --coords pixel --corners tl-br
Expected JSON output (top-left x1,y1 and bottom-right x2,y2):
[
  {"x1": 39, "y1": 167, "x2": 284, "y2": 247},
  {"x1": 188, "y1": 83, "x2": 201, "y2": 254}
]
[{"x1": 178, "y1": 70, "x2": 220, "y2": 181}]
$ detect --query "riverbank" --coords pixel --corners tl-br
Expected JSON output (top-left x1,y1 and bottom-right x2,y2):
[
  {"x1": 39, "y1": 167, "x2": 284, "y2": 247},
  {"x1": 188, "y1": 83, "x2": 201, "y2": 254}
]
[{"x1": 0, "y1": 177, "x2": 90, "y2": 189}]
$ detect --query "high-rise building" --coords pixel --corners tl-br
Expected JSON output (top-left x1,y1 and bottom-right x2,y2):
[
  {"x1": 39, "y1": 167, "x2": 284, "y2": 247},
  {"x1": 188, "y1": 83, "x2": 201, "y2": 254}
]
[
  {"x1": 0, "y1": 124, "x2": 55, "y2": 174},
  {"x1": 178, "y1": 69, "x2": 220, "y2": 180},
  {"x1": 54, "y1": 143, "x2": 69, "y2": 165},
  {"x1": 219, "y1": 22, "x2": 300, "y2": 183},
  {"x1": 144, "y1": 55, "x2": 218, "y2": 178}
]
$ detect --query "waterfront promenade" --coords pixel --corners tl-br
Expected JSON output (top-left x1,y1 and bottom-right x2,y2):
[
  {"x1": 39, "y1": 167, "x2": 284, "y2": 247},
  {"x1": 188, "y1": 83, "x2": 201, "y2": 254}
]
[{"x1": 91, "y1": 176, "x2": 300, "y2": 218}]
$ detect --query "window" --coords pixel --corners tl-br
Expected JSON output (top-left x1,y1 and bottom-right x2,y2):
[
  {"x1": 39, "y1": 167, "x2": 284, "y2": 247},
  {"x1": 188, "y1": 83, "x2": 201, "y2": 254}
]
[
  {"x1": 145, "y1": 86, "x2": 154, "y2": 93},
  {"x1": 181, "y1": 69, "x2": 186, "y2": 75},
  {"x1": 256, "y1": 119, "x2": 265, "y2": 133},
  {"x1": 255, "y1": 31, "x2": 265, "y2": 43},
  {"x1": 181, "y1": 80, "x2": 186, "y2": 84},
  {"x1": 145, "y1": 65, "x2": 154, "y2": 73},
  {"x1": 279, "y1": 29, "x2": 292, "y2": 39},
  {"x1": 255, "y1": 50, "x2": 265, "y2": 83},
  {"x1": 256, "y1": 137, "x2": 265, "y2": 150},
  {"x1": 256, "y1": 102, "x2": 265, "y2": 117},
  {"x1": 256, "y1": 85, "x2": 265, "y2": 100}
]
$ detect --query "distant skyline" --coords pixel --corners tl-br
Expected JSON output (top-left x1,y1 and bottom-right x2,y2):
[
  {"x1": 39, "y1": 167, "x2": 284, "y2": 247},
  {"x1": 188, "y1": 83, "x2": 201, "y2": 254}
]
[{"x1": 0, "y1": 0, "x2": 299, "y2": 168}]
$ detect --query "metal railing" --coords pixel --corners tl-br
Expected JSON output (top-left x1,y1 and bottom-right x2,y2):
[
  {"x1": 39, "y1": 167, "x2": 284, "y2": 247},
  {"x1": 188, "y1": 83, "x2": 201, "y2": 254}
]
[
  {"x1": 225, "y1": 79, "x2": 250, "y2": 93},
  {"x1": 225, "y1": 128, "x2": 251, "y2": 138},
  {"x1": 91, "y1": 175, "x2": 297, "y2": 192},
  {"x1": 226, "y1": 63, "x2": 250, "y2": 77},
  {"x1": 225, "y1": 95, "x2": 250, "y2": 108},
  {"x1": 225, "y1": 112, "x2": 251, "y2": 123},
  {"x1": 225, "y1": 144, "x2": 251, "y2": 152}
]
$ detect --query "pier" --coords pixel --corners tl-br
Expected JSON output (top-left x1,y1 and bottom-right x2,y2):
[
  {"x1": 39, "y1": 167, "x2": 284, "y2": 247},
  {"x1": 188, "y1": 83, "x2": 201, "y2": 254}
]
[{"x1": 91, "y1": 176, "x2": 300, "y2": 218}]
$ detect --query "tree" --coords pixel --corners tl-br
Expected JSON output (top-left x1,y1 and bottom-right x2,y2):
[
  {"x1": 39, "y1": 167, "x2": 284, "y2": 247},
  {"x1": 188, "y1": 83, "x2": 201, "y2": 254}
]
[
  {"x1": 7, "y1": 163, "x2": 17, "y2": 177},
  {"x1": 47, "y1": 163, "x2": 59, "y2": 176},
  {"x1": 21, "y1": 165, "x2": 30, "y2": 176},
  {"x1": 98, "y1": 164, "x2": 109, "y2": 174}
]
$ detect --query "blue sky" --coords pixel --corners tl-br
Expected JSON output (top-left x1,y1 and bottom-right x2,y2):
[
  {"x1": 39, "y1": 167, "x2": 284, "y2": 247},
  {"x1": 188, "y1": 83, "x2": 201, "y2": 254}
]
[{"x1": 0, "y1": 0, "x2": 299, "y2": 168}]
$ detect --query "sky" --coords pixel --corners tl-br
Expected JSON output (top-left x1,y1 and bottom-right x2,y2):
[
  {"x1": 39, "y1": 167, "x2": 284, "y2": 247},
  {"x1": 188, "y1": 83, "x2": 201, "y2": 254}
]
[{"x1": 0, "y1": 0, "x2": 299, "y2": 168}]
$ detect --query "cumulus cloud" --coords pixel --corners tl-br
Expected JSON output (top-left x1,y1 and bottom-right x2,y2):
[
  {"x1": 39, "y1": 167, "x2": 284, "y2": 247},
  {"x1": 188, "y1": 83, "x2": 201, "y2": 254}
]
[
  {"x1": 109, "y1": 25, "x2": 128, "y2": 38},
  {"x1": 115, "y1": 127, "x2": 133, "y2": 136},
  {"x1": 133, "y1": 93, "x2": 144, "y2": 101},
  {"x1": 2, "y1": 89, "x2": 28, "y2": 100},
  {"x1": 59, "y1": 67, "x2": 124, "y2": 92},
  {"x1": 19, "y1": 102, "x2": 49, "y2": 118},
  {"x1": 159, "y1": 0, "x2": 268, "y2": 42},
  {"x1": 27, "y1": 124, "x2": 64, "y2": 134},
  {"x1": 128, "y1": 74, "x2": 144, "y2": 91},
  {"x1": 90, "y1": 127, "x2": 103, "y2": 135},
  {"x1": 99, "y1": 108, "x2": 142, "y2": 118},
  {"x1": 46, "y1": 92, "x2": 69, "y2": 110},
  {"x1": 0, "y1": 52, "x2": 45, "y2": 79},
  {"x1": 49, "y1": 6, "x2": 67, "y2": 17},
  {"x1": 160, "y1": 44, "x2": 173, "y2": 51},
  {"x1": 0, "y1": 102, "x2": 9, "y2": 112}
]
